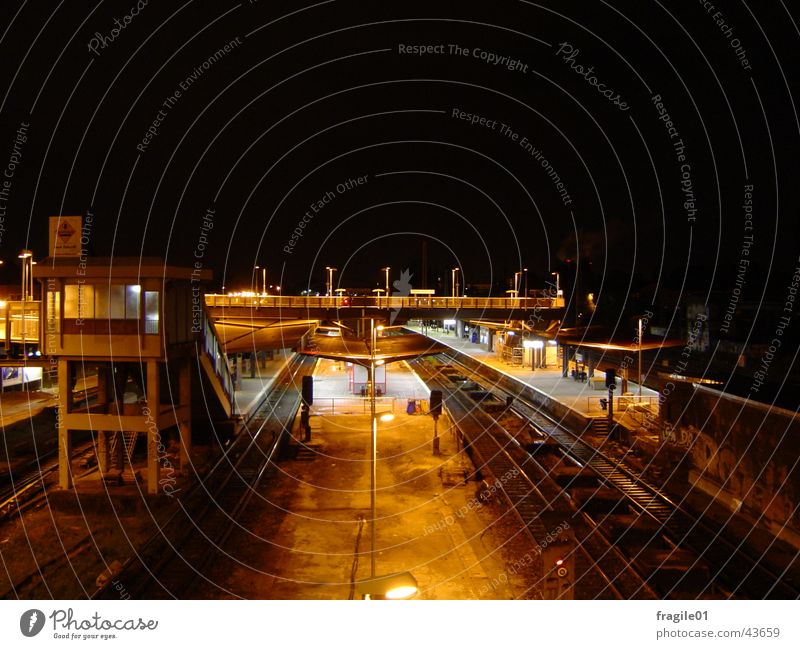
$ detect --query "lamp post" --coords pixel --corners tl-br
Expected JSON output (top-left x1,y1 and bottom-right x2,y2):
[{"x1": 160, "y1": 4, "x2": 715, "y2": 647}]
[
  {"x1": 18, "y1": 250, "x2": 33, "y2": 301},
  {"x1": 369, "y1": 319, "x2": 385, "y2": 578},
  {"x1": 326, "y1": 266, "x2": 337, "y2": 297},
  {"x1": 638, "y1": 317, "x2": 643, "y2": 399},
  {"x1": 451, "y1": 267, "x2": 459, "y2": 298},
  {"x1": 254, "y1": 266, "x2": 266, "y2": 295},
  {"x1": 381, "y1": 267, "x2": 390, "y2": 298},
  {"x1": 551, "y1": 271, "x2": 560, "y2": 300}
]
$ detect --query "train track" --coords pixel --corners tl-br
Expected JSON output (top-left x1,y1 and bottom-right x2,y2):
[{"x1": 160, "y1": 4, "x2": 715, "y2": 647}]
[
  {"x1": 413, "y1": 357, "x2": 658, "y2": 600},
  {"x1": 428, "y1": 352, "x2": 800, "y2": 599},
  {"x1": 0, "y1": 441, "x2": 96, "y2": 521},
  {"x1": 92, "y1": 354, "x2": 316, "y2": 599}
]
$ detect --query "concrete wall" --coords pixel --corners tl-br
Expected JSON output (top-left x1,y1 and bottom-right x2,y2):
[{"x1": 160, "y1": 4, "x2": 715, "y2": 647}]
[{"x1": 664, "y1": 383, "x2": 800, "y2": 549}]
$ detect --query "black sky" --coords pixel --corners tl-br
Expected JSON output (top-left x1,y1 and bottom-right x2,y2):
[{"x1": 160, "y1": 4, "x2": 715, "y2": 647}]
[{"x1": 0, "y1": 0, "x2": 798, "y2": 320}]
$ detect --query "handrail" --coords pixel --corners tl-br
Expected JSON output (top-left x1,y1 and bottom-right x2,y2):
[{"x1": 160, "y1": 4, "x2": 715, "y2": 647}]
[
  {"x1": 204, "y1": 294, "x2": 565, "y2": 309},
  {"x1": 200, "y1": 307, "x2": 235, "y2": 414}
]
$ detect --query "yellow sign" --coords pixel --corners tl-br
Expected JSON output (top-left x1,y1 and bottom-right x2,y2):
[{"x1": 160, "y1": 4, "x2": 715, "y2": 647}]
[{"x1": 49, "y1": 216, "x2": 82, "y2": 257}]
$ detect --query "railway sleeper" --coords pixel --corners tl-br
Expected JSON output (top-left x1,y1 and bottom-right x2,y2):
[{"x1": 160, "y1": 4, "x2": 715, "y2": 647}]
[
  {"x1": 551, "y1": 466, "x2": 603, "y2": 490},
  {"x1": 599, "y1": 514, "x2": 668, "y2": 547},
  {"x1": 571, "y1": 487, "x2": 630, "y2": 515},
  {"x1": 636, "y1": 549, "x2": 711, "y2": 595}
]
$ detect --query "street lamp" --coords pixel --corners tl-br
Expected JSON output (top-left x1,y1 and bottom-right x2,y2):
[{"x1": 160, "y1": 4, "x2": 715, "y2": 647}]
[
  {"x1": 551, "y1": 272, "x2": 560, "y2": 300},
  {"x1": 18, "y1": 250, "x2": 33, "y2": 301},
  {"x1": 638, "y1": 317, "x2": 643, "y2": 399},
  {"x1": 325, "y1": 266, "x2": 337, "y2": 297},
  {"x1": 514, "y1": 269, "x2": 527, "y2": 298},
  {"x1": 355, "y1": 571, "x2": 418, "y2": 600},
  {"x1": 254, "y1": 266, "x2": 266, "y2": 295},
  {"x1": 451, "y1": 267, "x2": 459, "y2": 298},
  {"x1": 381, "y1": 266, "x2": 390, "y2": 297},
  {"x1": 369, "y1": 321, "x2": 385, "y2": 578}
]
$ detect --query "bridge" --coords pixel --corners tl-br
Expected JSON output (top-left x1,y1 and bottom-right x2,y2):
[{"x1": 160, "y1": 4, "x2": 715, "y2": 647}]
[{"x1": 204, "y1": 293, "x2": 563, "y2": 320}]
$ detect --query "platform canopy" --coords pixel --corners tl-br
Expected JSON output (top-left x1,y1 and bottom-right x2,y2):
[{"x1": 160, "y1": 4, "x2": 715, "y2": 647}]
[
  {"x1": 299, "y1": 330, "x2": 448, "y2": 366},
  {"x1": 213, "y1": 318, "x2": 317, "y2": 354}
]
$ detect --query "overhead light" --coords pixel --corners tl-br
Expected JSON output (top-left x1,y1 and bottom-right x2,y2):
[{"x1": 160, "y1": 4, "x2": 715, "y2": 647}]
[
  {"x1": 379, "y1": 413, "x2": 395, "y2": 422},
  {"x1": 355, "y1": 571, "x2": 418, "y2": 600}
]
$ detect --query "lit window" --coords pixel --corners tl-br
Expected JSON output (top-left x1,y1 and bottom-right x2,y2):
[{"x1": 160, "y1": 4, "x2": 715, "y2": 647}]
[
  {"x1": 64, "y1": 284, "x2": 94, "y2": 319},
  {"x1": 145, "y1": 291, "x2": 159, "y2": 334},
  {"x1": 125, "y1": 285, "x2": 141, "y2": 319},
  {"x1": 109, "y1": 285, "x2": 125, "y2": 318}
]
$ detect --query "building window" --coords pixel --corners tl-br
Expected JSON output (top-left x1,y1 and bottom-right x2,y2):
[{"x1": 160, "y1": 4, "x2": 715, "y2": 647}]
[
  {"x1": 145, "y1": 291, "x2": 159, "y2": 334},
  {"x1": 125, "y1": 285, "x2": 141, "y2": 319},
  {"x1": 109, "y1": 285, "x2": 125, "y2": 318},
  {"x1": 64, "y1": 284, "x2": 94, "y2": 319}
]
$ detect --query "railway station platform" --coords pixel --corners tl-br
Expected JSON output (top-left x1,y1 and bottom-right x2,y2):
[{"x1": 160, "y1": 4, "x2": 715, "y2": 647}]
[
  {"x1": 231, "y1": 349, "x2": 295, "y2": 420},
  {"x1": 410, "y1": 327, "x2": 661, "y2": 421},
  {"x1": 0, "y1": 388, "x2": 57, "y2": 428},
  {"x1": 196, "y1": 357, "x2": 539, "y2": 599}
]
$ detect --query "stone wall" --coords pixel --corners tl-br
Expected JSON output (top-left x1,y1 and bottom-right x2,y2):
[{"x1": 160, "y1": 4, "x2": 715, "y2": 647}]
[{"x1": 664, "y1": 383, "x2": 800, "y2": 548}]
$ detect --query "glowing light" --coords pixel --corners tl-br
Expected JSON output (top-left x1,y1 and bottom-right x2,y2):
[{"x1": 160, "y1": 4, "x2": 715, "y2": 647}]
[
  {"x1": 379, "y1": 413, "x2": 395, "y2": 422},
  {"x1": 385, "y1": 585, "x2": 417, "y2": 599}
]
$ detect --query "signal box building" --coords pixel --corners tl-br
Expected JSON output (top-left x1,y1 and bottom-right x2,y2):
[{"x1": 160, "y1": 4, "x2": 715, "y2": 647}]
[{"x1": 34, "y1": 257, "x2": 232, "y2": 495}]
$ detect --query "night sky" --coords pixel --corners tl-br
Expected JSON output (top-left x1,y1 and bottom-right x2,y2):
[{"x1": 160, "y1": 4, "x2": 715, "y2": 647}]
[{"x1": 0, "y1": 1, "x2": 798, "y2": 318}]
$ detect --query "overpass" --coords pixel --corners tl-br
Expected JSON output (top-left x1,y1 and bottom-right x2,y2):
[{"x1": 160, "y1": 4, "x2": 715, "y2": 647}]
[
  {"x1": 205, "y1": 293, "x2": 564, "y2": 354},
  {"x1": 205, "y1": 293, "x2": 564, "y2": 320}
]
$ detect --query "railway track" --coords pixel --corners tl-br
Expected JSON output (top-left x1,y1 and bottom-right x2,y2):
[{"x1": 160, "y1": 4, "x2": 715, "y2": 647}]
[
  {"x1": 427, "y1": 352, "x2": 800, "y2": 599},
  {"x1": 0, "y1": 441, "x2": 96, "y2": 521},
  {"x1": 92, "y1": 354, "x2": 316, "y2": 599},
  {"x1": 413, "y1": 357, "x2": 658, "y2": 600}
]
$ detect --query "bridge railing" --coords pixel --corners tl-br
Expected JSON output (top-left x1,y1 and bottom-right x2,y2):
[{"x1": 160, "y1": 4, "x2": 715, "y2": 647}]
[
  {"x1": 205, "y1": 294, "x2": 564, "y2": 310},
  {"x1": 199, "y1": 308, "x2": 235, "y2": 413}
]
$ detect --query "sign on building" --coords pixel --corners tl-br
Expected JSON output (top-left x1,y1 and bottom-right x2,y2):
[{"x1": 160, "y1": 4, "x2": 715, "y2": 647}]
[{"x1": 49, "y1": 216, "x2": 82, "y2": 257}]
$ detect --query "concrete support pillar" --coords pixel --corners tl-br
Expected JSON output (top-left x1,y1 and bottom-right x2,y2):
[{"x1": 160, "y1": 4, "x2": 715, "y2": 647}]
[
  {"x1": 562, "y1": 345, "x2": 569, "y2": 378},
  {"x1": 456, "y1": 320, "x2": 464, "y2": 339},
  {"x1": 146, "y1": 360, "x2": 160, "y2": 495},
  {"x1": 179, "y1": 359, "x2": 191, "y2": 471},
  {"x1": 58, "y1": 359, "x2": 72, "y2": 489},
  {"x1": 588, "y1": 354, "x2": 595, "y2": 378},
  {"x1": 487, "y1": 330, "x2": 494, "y2": 352},
  {"x1": 249, "y1": 352, "x2": 256, "y2": 378},
  {"x1": 96, "y1": 365, "x2": 109, "y2": 473}
]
